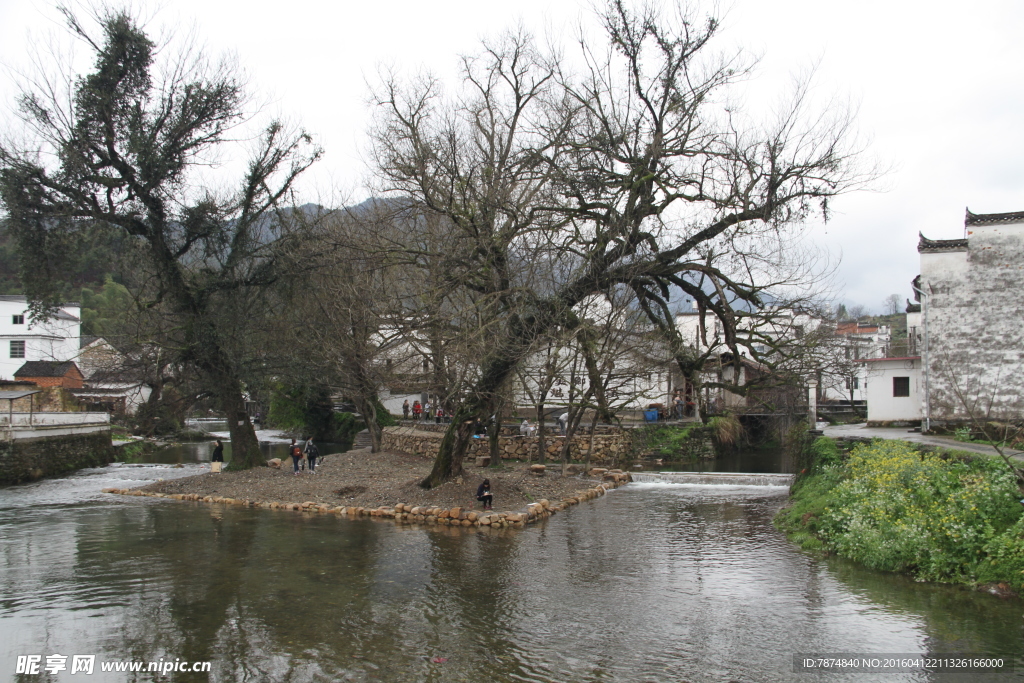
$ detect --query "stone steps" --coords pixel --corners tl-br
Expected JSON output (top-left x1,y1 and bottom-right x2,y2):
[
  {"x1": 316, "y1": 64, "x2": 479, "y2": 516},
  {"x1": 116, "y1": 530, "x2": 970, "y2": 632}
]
[{"x1": 351, "y1": 429, "x2": 373, "y2": 450}]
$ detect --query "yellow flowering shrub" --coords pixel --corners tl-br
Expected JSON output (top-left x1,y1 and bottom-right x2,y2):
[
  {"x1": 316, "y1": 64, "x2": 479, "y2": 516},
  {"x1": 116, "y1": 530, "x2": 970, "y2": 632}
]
[{"x1": 779, "y1": 439, "x2": 1024, "y2": 588}]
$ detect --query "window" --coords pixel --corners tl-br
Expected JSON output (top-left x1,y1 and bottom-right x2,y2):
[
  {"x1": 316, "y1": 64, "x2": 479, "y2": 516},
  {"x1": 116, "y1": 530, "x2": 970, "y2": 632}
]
[
  {"x1": 12, "y1": 314, "x2": 24, "y2": 325},
  {"x1": 893, "y1": 376, "x2": 910, "y2": 397},
  {"x1": 10, "y1": 340, "x2": 25, "y2": 358}
]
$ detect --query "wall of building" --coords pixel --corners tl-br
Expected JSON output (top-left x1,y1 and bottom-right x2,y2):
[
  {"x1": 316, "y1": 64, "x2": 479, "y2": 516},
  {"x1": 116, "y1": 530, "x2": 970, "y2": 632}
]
[
  {"x1": 0, "y1": 298, "x2": 81, "y2": 381},
  {"x1": 863, "y1": 358, "x2": 922, "y2": 425},
  {"x1": 0, "y1": 430, "x2": 113, "y2": 485},
  {"x1": 922, "y1": 222, "x2": 1024, "y2": 422}
]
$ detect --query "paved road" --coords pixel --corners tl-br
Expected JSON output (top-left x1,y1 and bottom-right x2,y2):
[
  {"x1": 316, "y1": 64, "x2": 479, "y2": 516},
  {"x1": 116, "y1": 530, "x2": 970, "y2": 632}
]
[{"x1": 822, "y1": 423, "x2": 1024, "y2": 459}]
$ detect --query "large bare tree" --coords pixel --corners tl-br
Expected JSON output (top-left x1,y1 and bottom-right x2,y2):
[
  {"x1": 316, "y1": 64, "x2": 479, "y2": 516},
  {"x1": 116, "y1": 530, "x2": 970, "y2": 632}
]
[
  {"x1": 372, "y1": 1, "x2": 870, "y2": 487},
  {"x1": 0, "y1": 9, "x2": 320, "y2": 467}
]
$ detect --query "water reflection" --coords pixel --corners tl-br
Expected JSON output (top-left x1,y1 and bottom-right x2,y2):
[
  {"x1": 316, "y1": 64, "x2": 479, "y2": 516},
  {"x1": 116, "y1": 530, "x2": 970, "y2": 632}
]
[{"x1": 0, "y1": 470, "x2": 1022, "y2": 682}]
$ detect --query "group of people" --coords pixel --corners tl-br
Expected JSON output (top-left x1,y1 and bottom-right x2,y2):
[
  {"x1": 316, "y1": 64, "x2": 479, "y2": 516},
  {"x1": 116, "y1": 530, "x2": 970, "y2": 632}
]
[
  {"x1": 403, "y1": 399, "x2": 449, "y2": 423},
  {"x1": 289, "y1": 437, "x2": 321, "y2": 475}
]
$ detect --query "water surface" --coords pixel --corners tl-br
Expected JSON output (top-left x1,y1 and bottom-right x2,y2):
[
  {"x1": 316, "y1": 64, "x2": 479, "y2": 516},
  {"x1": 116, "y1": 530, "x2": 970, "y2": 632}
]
[{"x1": 0, "y1": 455, "x2": 1021, "y2": 682}]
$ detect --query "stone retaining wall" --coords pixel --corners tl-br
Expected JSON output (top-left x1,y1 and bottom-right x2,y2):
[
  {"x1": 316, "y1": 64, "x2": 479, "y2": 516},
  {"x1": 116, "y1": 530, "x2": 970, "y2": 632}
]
[
  {"x1": 108, "y1": 469, "x2": 633, "y2": 529},
  {"x1": 395, "y1": 421, "x2": 625, "y2": 437},
  {"x1": 0, "y1": 430, "x2": 114, "y2": 485},
  {"x1": 380, "y1": 426, "x2": 630, "y2": 463}
]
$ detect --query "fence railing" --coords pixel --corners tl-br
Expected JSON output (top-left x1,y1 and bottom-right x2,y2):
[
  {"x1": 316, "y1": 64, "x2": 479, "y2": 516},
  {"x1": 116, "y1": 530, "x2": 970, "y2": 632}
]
[{"x1": 0, "y1": 412, "x2": 110, "y2": 427}]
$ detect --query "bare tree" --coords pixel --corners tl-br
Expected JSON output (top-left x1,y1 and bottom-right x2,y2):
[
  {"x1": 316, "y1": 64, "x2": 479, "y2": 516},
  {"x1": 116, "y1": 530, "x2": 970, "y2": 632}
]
[
  {"x1": 372, "y1": 2, "x2": 871, "y2": 487},
  {"x1": 0, "y1": 9, "x2": 320, "y2": 467},
  {"x1": 884, "y1": 293, "x2": 901, "y2": 316}
]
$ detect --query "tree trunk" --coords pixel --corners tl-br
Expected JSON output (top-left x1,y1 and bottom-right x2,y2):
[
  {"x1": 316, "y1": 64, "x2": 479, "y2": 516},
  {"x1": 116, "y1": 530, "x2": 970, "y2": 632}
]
[
  {"x1": 420, "y1": 405, "x2": 477, "y2": 488},
  {"x1": 559, "y1": 394, "x2": 592, "y2": 475},
  {"x1": 585, "y1": 412, "x2": 599, "y2": 472},
  {"x1": 536, "y1": 403, "x2": 546, "y2": 464},
  {"x1": 488, "y1": 403, "x2": 502, "y2": 468},
  {"x1": 220, "y1": 379, "x2": 261, "y2": 469},
  {"x1": 354, "y1": 396, "x2": 383, "y2": 453}
]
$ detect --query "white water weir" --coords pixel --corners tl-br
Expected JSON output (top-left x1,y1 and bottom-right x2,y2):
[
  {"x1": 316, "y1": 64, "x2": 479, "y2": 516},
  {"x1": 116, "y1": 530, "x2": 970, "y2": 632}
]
[{"x1": 631, "y1": 471, "x2": 795, "y2": 487}]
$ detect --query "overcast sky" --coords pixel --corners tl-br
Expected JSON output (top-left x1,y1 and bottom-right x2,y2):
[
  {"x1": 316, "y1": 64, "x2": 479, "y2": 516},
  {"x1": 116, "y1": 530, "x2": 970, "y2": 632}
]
[{"x1": 2, "y1": 0, "x2": 1022, "y2": 312}]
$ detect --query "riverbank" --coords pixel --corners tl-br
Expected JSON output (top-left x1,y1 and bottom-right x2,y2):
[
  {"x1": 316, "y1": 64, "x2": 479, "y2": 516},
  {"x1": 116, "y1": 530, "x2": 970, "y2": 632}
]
[
  {"x1": 776, "y1": 437, "x2": 1024, "y2": 596},
  {"x1": 113, "y1": 447, "x2": 630, "y2": 526}
]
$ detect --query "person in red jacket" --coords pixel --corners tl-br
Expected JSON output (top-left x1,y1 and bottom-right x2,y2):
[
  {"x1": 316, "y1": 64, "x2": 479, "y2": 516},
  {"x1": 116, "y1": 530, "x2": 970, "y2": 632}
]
[{"x1": 412, "y1": 401, "x2": 422, "y2": 420}]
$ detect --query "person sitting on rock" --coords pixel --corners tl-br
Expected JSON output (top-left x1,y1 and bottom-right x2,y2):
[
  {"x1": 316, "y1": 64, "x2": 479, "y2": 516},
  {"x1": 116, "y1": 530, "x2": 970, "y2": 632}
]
[{"x1": 476, "y1": 479, "x2": 493, "y2": 510}]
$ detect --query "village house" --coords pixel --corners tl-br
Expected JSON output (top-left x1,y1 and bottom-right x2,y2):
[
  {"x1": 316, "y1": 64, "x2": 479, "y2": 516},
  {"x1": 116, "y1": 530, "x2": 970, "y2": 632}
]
[
  {"x1": 13, "y1": 361, "x2": 85, "y2": 389},
  {"x1": 821, "y1": 320, "x2": 891, "y2": 405},
  {"x1": 862, "y1": 208, "x2": 1024, "y2": 426},
  {"x1": 71, "y1": 336, "x2": 153, "y2": 415},
  {"x1": 0, "y1": 296, "x2": 82, "y2": 382}
]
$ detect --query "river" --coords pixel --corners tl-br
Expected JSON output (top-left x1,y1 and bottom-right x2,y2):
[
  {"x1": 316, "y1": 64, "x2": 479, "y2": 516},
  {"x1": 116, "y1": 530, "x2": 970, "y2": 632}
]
[{"x1": 0, "y1": 447, "x2": 1022, "y2": 681}]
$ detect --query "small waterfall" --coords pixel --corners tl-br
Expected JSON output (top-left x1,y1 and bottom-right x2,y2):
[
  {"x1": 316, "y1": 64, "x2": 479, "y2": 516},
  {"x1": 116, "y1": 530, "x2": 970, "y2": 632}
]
[{"x1": 631, "y1": 471, "x2": 794, "y2": 487}]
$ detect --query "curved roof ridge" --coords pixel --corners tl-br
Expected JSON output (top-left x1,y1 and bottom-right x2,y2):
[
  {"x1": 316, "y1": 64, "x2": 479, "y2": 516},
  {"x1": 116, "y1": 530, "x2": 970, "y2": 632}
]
[
  {"x1": 918, "y1": 232, "x2": 967, "y2": 253},
  {"x1": 965, "y1": 208, "x2": 1024, "y2": 225}
]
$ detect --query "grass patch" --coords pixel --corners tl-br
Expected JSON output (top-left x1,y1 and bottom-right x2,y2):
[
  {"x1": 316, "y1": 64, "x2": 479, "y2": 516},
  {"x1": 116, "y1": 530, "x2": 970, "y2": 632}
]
[
  {"x1": 776, "y1": 439, "x2": 1024, "y2": 590},
  {"x1": 116, "y1": 440, "x2": 157, "y2": 463}
]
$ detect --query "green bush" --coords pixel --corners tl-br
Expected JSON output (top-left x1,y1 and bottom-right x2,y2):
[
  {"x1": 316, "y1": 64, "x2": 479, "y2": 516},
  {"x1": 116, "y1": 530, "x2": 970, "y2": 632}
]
[
  {"x1": 809, "y1": 436, "x2": 842, "y2": 471},
  {"x1": 327, "y1": 412, "x2": 359, "y2": 451},
  {"x1": 708, "y1": 414, "x2": 742, "y2": 446},
  {"x1": 777, "y1": 439, "x2": 1024, "y2": 589},
  {"x1": 632, "y1": 424, "x2": 710, "y2": 459}
]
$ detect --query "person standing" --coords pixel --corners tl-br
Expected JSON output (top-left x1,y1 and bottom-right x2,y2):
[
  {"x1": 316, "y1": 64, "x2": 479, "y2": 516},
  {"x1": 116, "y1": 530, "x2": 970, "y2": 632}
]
[
  {"x1": 304, "y1": 437, "x2": 320, "y2": 474},
  {"x1": 403, "y1": 399, "x2": 410, "y2": 419},
  {"x1": 211, "y1": 439, "x2": 225, "y2": 472},
  {"x1": 412, "y1": 401, "x2": 422, "y2": 420},
  {"x1": 289, "y1": 438, "x2": 303, "y2": 475},
  {"x1": 558, "y1": 412, "x2": 569, "y2": 435},
  {"x1": 435, "y1": 406, "x2": 443, "y2": 424}
]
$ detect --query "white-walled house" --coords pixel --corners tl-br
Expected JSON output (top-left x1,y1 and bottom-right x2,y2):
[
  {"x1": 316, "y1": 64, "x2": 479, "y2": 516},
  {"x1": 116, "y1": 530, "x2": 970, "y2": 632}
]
[
  {"x1": 863, "y1": 208, "x2": 1024, "y2": 426},
  {"x1": 858, "y1": 356, "x2": 923, "y2": 425},
  {"x1": 916, "y1": 210, "x2": 1024, "y2": 425},
  {"x1": 0, "y1": 296, "x2": 82, "y2": 381},
  {"x1": 72, "y1": 336, "x2": 153, "y2": 414}
]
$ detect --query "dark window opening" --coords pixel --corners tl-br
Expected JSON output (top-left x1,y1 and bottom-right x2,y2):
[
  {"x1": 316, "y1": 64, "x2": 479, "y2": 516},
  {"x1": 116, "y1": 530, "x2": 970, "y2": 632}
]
[
  {"x1": 12, "y1": 314, "x2": 24, "y2": 325},
  {"x1": 893, "y1": 376, "x2": 910, "y2": 397},
  {"x1": 10, "y1": 340, "x2": 25, "y2": 358}
]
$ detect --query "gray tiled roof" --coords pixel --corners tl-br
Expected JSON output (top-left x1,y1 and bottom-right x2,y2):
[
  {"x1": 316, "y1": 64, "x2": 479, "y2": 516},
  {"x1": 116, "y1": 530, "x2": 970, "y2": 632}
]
[
  {"x1": 13, "y1": 361, "x2": 82, "y2": 378},
  {"x1": 965, "y1": 208, "x2": 1024, "y2": 226},
  {"x1": 918, "y1": 233, "x2": 968, "y2": 253}
]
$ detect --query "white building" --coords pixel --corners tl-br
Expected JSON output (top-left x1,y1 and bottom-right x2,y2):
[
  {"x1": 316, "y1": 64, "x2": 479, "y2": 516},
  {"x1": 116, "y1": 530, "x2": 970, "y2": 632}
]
[
  {"x1": 859, "y1": 356, "x2": 923, "y2": 425},
  {"x1": 916, "y1": 209, "x2": 1024, "y2": 425},
  {"x1": 863, "y1": 208, "x2": 1024, "y2": 426},
  {"x1": 820, "y1": 321, "x2": 892, "y2": 405},
  {"x1": 72, "y1": 336, "x2": 153, "y2": 414},
  {"x1": 0, "y1": 296, "x2": 82, "y2": 381}
]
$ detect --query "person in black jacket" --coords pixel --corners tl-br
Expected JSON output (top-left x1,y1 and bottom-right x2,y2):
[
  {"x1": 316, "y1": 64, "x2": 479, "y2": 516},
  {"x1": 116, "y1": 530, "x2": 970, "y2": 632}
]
[
  {"x1": 211, "y1": 440, "x2": 224, "y2": 462},
  {"x1": 476, "y1": 479, "x2": 493, "y2": 510},
  {"x1": 304, "y1": 437, "x2": 320, "y2": 473}
]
